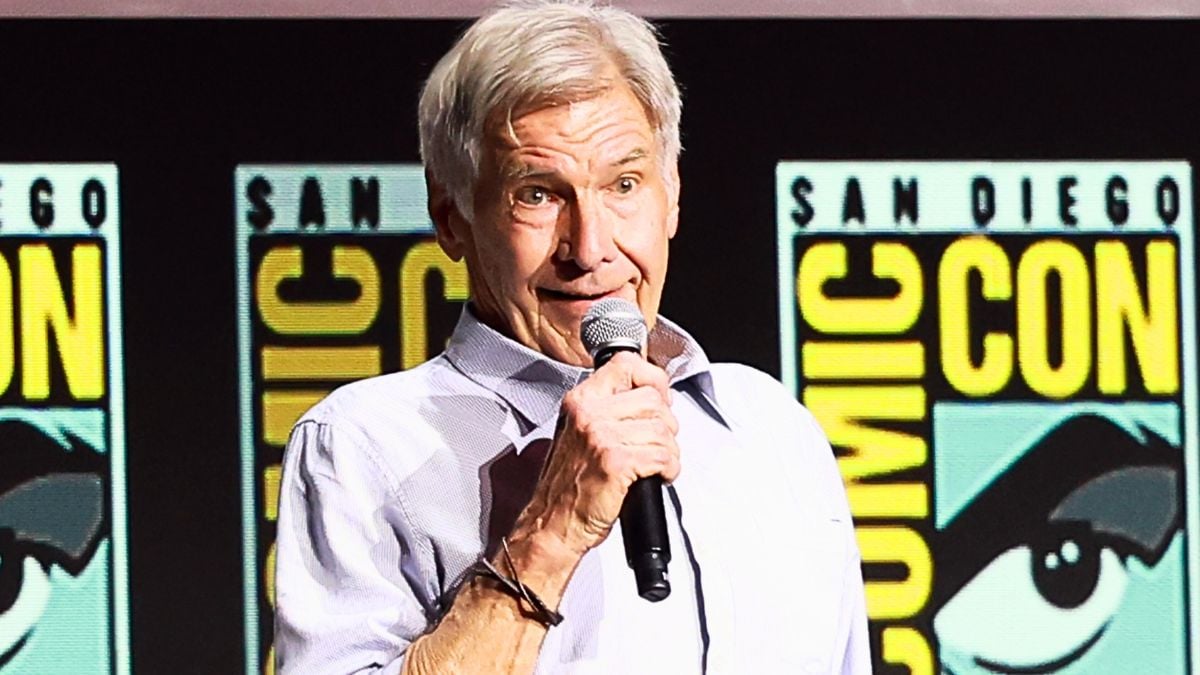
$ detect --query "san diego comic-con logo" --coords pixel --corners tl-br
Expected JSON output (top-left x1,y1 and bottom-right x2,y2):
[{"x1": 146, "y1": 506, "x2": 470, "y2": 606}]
[
  {"x1": 776, "y1": 161, "x2": 1196, "y2": 675},
  {"x1": 236, "y1": 165, "x2": 467, "y2": 675},
  {"x1": 0, "y1": 165, "x2": 127, "y2": 674}
]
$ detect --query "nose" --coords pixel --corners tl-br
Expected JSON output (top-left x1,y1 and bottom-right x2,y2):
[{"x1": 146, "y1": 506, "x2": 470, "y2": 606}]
[{"x1": 558, "y1": 191, "x2": 617, "y2": 272}]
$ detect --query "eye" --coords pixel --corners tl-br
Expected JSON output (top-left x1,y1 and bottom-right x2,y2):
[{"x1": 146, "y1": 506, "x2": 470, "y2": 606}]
[
  {"x1": 0, "y1": 554, "x2": 52, "y2": 660},
  {"x1": 614, "y1": 176, "x2": 638, "y2": 194},
  {"x1": 934, "y1": 527, "x2": 1127, "y2": 672},
  {"x1": 514, "y1": 186, "x2": 554, "y2": 207},
  {"x1": 1033, "y1": 531, "x2": 1102, "y2": 609}
]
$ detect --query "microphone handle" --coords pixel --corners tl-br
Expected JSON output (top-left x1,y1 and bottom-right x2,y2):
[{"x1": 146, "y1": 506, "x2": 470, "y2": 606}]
[
  {"x1": 593, "y1": 344, "x2": 672, "y2": 602},
  {"x1": 620, "y1": 475, "x2": 671, "y2": 601}
]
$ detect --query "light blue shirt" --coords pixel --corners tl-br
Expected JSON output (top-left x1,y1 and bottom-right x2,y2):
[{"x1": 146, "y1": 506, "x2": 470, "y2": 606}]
[{"x1": 274, "y1": 308, "x2": 870, "y2": 674}]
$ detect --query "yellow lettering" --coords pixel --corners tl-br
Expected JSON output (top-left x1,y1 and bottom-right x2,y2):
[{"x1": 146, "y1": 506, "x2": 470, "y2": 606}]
[
  {"x1": 1017, "y1": 240, "x2": 1090, "y2": 398},
  {"x1": 845, "y1": 483, "x2": 928, "y2": 519},
  {"x1": 20, "y1": 244, "x2": 104, "y2": 400},
  {"x1": 882, "y1": 626, "x2": 934, "y2": 675},
  {"x1": 0, "y1": 253, "x2": 12, "y2": 395},
  {"x1": 939, "y1": 237, "x2": 1012, "y2": 396},
  {"x1": 266, "y1": 540, "x2": 277, "y2": 610},
  {"x1": 261, "y1": 345, "x2": 380, "y2": 381},
  {"x1": 857, "y1": 526, "x2": 932, "y2": 620},
  {"x1": 802, "y1": 341, "x2": 924, "y2": 380},
  {"x1": 262, "y1": 390, "x2": 327, "y2": 445},
  {"x1": 804, "y1": 385, "x2": 926, "y2": 481},
  {"x1": 1096, "y1": 239, "x2": 1178, "y2": 394},
  {"x1": 798, "y1": 242, "x2": 922, "y2": 334},
  {"x1": 257, "y1": 246, "x2": 379, "y2": 334},
  {"x1": 263, "y1": 464, "x2": 282, "y2": 521},
  {"x1": 400, "y1": 241, "x2": 469, "y2": 369}
]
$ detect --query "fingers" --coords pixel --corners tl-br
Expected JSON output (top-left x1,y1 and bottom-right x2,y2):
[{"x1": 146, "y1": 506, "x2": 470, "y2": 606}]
[
  {"x1": 656, "y1": 442, "x2": 682, "y2": 484},
  {"x1": 607, "y1": 387, "x2": 679, "y2": 434},
  {"x1": 562, "y1": 383, "x2": 679, "y2": 481},
  {"x1": 612, "y1": 417, "x2": 678, "y2": 450},
  {"x1": 596, "y1": 426, "x2": 680, "y2": 485},
  {"x1": 626, "y1": 426, "x2": 681, "y2": 484},
  {"x1": 590, "y1": 351, "x2": 670, "y2": 403},
  {"x1": 521, "y1": 354, "x2": 681, "y2": 555}
]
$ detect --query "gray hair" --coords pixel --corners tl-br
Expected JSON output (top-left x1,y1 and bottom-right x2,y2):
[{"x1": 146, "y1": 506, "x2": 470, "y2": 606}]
[{"x1": 418, "y1": 0, "x2": 682, "y2": 222}]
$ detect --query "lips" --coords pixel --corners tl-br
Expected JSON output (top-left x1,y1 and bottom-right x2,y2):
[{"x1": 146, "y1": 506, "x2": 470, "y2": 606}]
[{"x1": 537, "y1": 288, "x2": 618, "y2": 302}]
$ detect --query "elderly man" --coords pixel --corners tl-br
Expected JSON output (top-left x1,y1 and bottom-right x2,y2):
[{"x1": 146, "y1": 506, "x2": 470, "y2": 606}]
[{"x1": 274, "y1": 2, "x2": 869, "y2": 673}]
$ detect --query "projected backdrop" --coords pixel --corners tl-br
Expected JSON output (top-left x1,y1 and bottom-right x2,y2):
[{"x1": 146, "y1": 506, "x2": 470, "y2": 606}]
[
  {"x1": 0, "y1": 164, "x2": 127, "y2": 674},
  {"x1": 235, "y1": 165, "x2": 467, "y2": 674},
  {"x1": 232, "y1": 159, "x2": 1199, "y2": 675},
  {"x1": 777, "y1": 161, "x2": 1195, "y2": 674},
  {"x1": 2, "y1": 17, "x2": 1199, "y2": 675}
]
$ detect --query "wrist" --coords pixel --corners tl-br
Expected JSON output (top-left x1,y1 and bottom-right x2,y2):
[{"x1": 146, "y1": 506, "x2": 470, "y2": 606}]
[{"x1": 501, "y1": 523, "x2": 584, "y2": 607}]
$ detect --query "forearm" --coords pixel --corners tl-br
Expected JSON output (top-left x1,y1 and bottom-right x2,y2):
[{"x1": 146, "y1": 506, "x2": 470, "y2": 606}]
[
  {"x1": 402, "y1": 529, "x2": 580, "y2": 675},
  {"x1": 406, "y1": 357, "x2": 678, "y2": 674}
]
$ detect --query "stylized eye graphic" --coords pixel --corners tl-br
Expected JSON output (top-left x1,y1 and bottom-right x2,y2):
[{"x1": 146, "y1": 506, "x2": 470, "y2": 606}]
[
  {"x1": 0, "y1": 553, "x2": 52, "y2": 666},
  {"x1": 1029, "y1": 528, "x2": 1108, "y2": 611},
  {"x1": 932, "y1": 415, "x2": 1181, "y2": 674},
  {"x1": 0, "y1": 420, "x2": 106, "y2": 666},
  {"x1": 935, "y1": 525, "x2": 1128, "y2": 671}
]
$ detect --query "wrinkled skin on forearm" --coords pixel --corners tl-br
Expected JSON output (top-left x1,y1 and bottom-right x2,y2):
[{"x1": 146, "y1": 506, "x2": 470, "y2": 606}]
[
  {"x1": 402, "y1": 532, "x2": 576, "y2": 674},
  {"x1": 402, "y1": 353, "x2": 680, "y2": 674}
]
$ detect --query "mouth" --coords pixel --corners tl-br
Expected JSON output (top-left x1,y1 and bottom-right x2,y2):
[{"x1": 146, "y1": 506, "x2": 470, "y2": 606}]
[{"x1": 537, "y1": 288, "x2": 621, "y2": 304}]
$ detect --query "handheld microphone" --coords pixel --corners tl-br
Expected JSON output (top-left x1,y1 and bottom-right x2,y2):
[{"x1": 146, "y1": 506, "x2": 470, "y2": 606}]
[{"x1": 580, "y1": 298, "x2": 671, "y2": 602}]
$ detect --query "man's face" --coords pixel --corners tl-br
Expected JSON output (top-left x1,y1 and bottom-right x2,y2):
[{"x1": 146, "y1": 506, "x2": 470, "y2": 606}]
[{"x1": 437, "y1": 78, "x2": 679, "y2": 367}]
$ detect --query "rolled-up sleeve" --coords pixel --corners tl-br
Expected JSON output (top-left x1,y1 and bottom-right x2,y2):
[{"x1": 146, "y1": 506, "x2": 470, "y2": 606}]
[{"x1": 274, "y1": 419, "x2": 430, "y2": 674}]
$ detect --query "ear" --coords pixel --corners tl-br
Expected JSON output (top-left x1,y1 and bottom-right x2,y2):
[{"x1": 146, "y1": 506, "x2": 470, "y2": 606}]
[
  {"x1": 666, "y1": 163, "x2": 680, "y2": 240},
  {"x1": 426, "y1": 169, "x2": 469, "y2": 261}
]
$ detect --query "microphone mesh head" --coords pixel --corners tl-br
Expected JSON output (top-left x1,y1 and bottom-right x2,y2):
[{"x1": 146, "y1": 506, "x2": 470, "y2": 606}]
[{"x1": 581, "y1": 298, "x2": 648, "y2": 358}]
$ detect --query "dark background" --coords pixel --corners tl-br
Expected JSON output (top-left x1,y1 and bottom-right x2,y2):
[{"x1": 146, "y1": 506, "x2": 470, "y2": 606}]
[{"x1": 0, "y1": 19, "x2": 1195, "y2": 672}]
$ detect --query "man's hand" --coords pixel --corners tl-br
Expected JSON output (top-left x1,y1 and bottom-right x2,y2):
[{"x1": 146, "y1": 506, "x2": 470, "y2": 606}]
[
  {"x1": 513, "y1": 351, "x2": 681, "y2": 558},
  {"x1": 404, "y1": 353, "x2": 680, "y2": 675}
]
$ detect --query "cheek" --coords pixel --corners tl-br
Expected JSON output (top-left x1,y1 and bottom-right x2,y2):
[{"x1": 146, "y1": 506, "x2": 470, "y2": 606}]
[
  {"x1": 606, "y1": 194, "x2": 641, "y2": 220},
  {"x1": 613, "y1": 187, "x2": 671, "y2": 237},
  {"x1": 477, "y1": 226, "x2": 554, "y2": 293},
  {"x1": 616, "y1": 215, "x2": 670, "y2": 271}
]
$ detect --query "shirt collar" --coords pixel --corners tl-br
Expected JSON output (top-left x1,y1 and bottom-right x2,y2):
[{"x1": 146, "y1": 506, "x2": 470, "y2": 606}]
[{"x1": 444, "y1": 305, "x2": 715, "y2": 430}]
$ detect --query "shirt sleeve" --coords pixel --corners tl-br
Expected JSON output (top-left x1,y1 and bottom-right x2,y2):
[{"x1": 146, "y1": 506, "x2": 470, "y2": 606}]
[
  {"x1": 838, "y1": 535, "x2": 872, "y2": 674},
  {"x1": 274, "y1": 419, "x2": 431, "y2": 674},
  {"x1": 717, "y1": 364, "x2": 876, "y2": 671},
  {"x1": 786, "y1": 376, "x2": 872, "y2": 674}
]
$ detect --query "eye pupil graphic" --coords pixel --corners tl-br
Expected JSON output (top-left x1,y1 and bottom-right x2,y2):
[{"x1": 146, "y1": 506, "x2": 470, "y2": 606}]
[{"x1": 1032, "y1": 532, "x2": 1101, "y2": 609}]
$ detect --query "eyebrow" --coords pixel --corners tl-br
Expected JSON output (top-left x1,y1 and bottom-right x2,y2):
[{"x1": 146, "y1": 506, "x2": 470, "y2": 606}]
[
  {"x1": 502, "y1": 148, "x2": 651, "y2": 182},
  {"x1": 615, "y1": 148, "x2": 649, "y2": 166}
]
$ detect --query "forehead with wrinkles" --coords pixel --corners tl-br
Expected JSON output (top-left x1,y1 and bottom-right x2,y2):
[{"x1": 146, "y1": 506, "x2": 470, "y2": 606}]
[{"x1": 486, "y1": 85, "x2": 659, "y2": 184}]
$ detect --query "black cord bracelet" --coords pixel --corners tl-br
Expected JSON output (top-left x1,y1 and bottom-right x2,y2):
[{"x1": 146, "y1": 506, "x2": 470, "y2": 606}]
[{"x1": 474, "y1": 537, "x2": 564, "y2": 628}]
